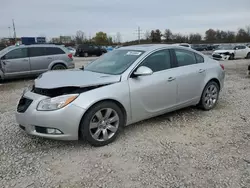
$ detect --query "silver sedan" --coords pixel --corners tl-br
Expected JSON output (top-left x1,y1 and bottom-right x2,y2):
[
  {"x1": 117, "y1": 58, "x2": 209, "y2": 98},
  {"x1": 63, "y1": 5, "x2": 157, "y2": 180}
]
[{"x1": 16, "y1": 44, "x2": 225, "y2": 146}]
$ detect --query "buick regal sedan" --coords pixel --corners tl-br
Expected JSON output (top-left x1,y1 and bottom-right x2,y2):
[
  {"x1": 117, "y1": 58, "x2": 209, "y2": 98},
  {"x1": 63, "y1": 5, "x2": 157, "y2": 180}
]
[{"x1": 16, "y1": 44, "x2": 225, "y2": 146}]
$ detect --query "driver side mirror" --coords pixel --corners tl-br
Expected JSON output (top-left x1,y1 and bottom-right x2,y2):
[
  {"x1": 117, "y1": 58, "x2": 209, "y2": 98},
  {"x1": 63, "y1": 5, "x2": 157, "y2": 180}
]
[{"x1": 133, "y1": 66, "x2": 153, "y2": 77}]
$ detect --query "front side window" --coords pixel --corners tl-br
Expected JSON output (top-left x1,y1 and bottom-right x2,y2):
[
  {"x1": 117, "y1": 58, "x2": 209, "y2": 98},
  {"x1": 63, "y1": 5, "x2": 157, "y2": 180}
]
[
  {"x1": 4, "y1": 48, "x2": 28, "y2": 59},
  {"x1": 85, "y1": 50, "x2": 145, "y2": 75},
  {"x1": 140, "y1": 50, "x2": 171, "y2": 72},
  {"x1": 174, "y1": 49, "x2": 196, "y2": 67}
]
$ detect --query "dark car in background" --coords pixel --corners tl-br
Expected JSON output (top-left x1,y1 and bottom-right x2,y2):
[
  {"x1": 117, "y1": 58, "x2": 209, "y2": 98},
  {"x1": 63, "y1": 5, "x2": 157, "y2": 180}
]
[
  {"x1": 75, "y1": 44, "x2": 107, "y2": 57},
  {"x1": 191, "y1": 44, "x2": 207, "y2": 51}
]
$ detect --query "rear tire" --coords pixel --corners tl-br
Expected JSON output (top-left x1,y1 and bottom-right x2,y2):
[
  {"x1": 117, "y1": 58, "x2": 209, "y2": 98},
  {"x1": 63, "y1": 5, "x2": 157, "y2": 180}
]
[
  {"x1": 246, "y1": 52, "x2": 250, "y2": 59},
  {"x1": 84, "y1": 52, "x2": 88, "y2": 57},
  {"x1": 80, "y1": 101, "x2": 125, "y2": 147},
  {"x1": 51, "y1": 64, "x2": 66, "y2": 70},
  {"x1": 198, "y1": 81, "x2": 220, "y2": 111}
]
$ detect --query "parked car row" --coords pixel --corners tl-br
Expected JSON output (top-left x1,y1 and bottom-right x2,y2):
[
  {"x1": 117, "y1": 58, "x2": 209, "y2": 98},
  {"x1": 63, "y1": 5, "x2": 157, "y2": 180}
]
[
  {"x1": 174, "y1": 43, "x2": 218, "y2": 51},
  {"x1": 0, "y1": 44, "x2": 74, "y2": 80}
]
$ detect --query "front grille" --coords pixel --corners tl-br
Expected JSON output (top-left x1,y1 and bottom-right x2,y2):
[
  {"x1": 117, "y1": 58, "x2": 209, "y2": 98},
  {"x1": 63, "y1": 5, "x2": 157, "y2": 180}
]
[
  {"x1": 17, "y1": 97, "x2": 33, "y2": 113},
  {"x1": 212, "y1": 54, "x2": 222, "y2": 58}
]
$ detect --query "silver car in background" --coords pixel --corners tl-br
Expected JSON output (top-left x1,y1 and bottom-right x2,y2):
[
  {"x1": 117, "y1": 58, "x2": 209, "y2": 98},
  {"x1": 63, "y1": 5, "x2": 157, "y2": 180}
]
[
  {"x1": 0, "y1": 44, "x2": 75, "y2": 80},
  {"x1": 16, "y1": 44, "x2": 225, "y2": 146}
]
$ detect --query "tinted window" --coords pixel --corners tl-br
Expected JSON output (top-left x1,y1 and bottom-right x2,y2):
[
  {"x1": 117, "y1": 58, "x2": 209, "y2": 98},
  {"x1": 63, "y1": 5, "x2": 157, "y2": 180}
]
[
  {"x1": 195, "y1": 53, "x2": 204, "y2": 63},
  {"x1": 29, "y1": 47, "x2": 46, "y2": 57},
  {"x1": 239, "y1": 46, "x2": 246, "y2": 49},
  {"x1": 85, "y1": 50, "x2": 144, "y2": 75},
  {"x1": 45, "y1": 47, "x2": 65, "y2": 55},
  {"x1": 175, "y1": 49, "x2": 196, "y2": 67},
  {"x1": 180, "y1": 44, "x2": 189, "y2": 47},
  {"x1": 140, "y1": 50, "x2": 171, "y2": 72},
  {"x1": 5, "y1": 48, "x2": 28, "y2": 59}
]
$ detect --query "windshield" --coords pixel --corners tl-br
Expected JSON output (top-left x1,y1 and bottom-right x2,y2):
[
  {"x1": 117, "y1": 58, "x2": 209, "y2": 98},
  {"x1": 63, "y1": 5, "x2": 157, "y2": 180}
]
[
  {"x1": 217, "y1": 45, "x2": 234, "y2": 50},
  {"x1": 85, "y1": 49, "x2": 145, "y2": 75}
]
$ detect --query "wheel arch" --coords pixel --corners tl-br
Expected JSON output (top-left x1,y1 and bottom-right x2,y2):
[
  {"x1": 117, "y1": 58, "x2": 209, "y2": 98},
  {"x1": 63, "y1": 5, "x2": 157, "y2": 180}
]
[
  {"x1": 48, "y1": 61, "x2": 67, "y2": 70},
  {"x1": 78, "y1": 98, "x2": 127, "y2": 139}
]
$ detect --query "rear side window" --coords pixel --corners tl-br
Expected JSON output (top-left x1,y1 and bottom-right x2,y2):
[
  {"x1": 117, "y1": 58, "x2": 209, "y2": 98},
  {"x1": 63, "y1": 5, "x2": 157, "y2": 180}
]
[
  {"x1": 195, "y1": 53, "x2": 204, "y2": 63},
  {"x1": 174, "y1": 49, "x2": 196, "y2": 67},
  {"x1": 29, "y1": 47, "x2": 46, "y2": 57},
  {"x1": 180, "y1": 44, "x2": 189, "y2": 47},
  {"x1": 45, "y1": 47, "x2": 65, "y2": 55},
  {"x1": 4, "y1": 48, "x2": 28, "y2": 59}
]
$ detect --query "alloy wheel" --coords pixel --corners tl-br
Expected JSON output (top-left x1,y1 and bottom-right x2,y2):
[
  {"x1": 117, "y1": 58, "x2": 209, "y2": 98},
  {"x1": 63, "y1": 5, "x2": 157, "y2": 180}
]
[
  {"x1": 89, "y1": 108, "x2": 119, "y2": 142},
  {"x1": 204, "y1": 84, "x2": 218, "y2": 109}
]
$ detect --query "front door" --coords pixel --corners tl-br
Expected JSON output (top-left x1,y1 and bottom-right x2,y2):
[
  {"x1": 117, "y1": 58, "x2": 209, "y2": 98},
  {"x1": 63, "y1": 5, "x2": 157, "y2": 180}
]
[
  {"x1": 129, "y1": 49, "x2": 178, "y2": 122},
  {"x1": 1, "y1": 47, "x2": 30, "y2": 78},
  {"x1": 172, "y1": 49, "x2": 206, "y2": 105}
]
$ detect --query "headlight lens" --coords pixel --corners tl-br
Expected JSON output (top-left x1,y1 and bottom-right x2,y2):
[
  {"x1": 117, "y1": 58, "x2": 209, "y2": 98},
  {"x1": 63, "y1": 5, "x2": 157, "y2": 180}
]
[{"x1": 37, "y1": 94, "x2": 79, "y2": 111}]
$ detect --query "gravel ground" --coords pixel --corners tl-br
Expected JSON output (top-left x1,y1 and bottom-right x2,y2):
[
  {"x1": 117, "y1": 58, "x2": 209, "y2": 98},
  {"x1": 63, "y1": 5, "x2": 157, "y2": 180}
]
[{"x1": 0, "y1": 57, "x2": 250, "y2": 188}]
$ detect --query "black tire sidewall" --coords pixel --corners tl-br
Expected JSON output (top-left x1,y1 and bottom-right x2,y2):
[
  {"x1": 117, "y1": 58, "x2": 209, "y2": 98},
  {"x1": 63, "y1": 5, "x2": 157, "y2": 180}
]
[
  {"x1": 246, "y1": 53, "x2": 250, "y2": 59},
  {"x1": 80, "y1": 101, "x2": 124, "y2": 147},
  {"x1": 200, "y1": 81, "x2": 219, "y2": 111},
  {"x1": 229, "y1": 54, "x2": 234, "y2": 60},
  {"x1": 52, "y1": 64, "x2": 66, "y2": 70}
]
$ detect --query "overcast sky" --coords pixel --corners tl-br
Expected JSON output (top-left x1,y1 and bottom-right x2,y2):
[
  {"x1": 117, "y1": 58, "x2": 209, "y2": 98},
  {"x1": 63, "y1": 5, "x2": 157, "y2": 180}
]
[{"x1": 1, "y1": 0, "x2": 250, "y2": 41}]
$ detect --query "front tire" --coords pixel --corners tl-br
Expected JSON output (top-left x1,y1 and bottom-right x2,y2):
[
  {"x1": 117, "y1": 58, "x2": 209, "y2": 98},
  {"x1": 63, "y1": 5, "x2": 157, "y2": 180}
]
[
  {"x1": 229, "y1": 53, "x2": 234, "y2": 60},
  {"x1": 199, "y1": 81, "x2": 220, "y2": 111},
  {"x1": 80, "y1": 101, "x2": 124, "y2": 147}
]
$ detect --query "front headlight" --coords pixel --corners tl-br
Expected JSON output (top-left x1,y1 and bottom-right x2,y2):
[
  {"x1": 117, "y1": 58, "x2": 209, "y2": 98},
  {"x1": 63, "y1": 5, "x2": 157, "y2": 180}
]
[{"x1": 37, "y1": 94, "x2": 79, "y2": 111}]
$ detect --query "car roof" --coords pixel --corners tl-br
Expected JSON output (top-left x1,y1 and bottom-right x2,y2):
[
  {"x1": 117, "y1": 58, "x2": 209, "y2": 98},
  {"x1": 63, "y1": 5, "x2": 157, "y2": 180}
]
[{"x1": 118, "y1": 44, "x2": 175, "y2": 52}]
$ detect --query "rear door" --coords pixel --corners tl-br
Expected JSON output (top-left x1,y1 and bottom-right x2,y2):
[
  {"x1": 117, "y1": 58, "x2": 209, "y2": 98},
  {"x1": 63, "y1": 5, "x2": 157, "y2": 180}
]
[
  {"x1": 29, "y1": 47, "x2": 49, "y2": 74},
  {"x1": 1, "y1": 47, "x2": 30, "y2": 78},
  {"x1": 44, "y1": 47, "x2": 66, "y2": 66},
  {"x1": 172, "y1": 48, "x2": 206, "y2": 105}
]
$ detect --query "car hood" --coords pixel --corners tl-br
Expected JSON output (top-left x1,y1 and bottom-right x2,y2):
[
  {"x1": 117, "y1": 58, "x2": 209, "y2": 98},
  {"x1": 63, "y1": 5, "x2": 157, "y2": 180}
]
[
  {"x1": 213, "y1": 50, "x2": 235, "y2": 54},
  {"x1": 34, "y1": 69, "x2": 121, "y2": 89}
]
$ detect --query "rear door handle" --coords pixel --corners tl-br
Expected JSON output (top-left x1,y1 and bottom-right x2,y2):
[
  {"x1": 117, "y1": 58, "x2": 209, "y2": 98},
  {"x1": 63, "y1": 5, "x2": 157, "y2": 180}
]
[
  {"x1": 198, "y1": 69, "x2": 205, "y2": 73},
  {"x1": 167, "y1": 77, "x2": 176, "y2": 82},
  {"x1": 47, "y1": 57, "x2": 53, "y2": 59}
]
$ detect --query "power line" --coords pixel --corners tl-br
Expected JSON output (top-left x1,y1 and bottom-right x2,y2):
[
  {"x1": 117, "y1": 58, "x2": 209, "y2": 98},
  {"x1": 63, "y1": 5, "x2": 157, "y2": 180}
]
[{"x1": 134, "y1": 27, "x2": 144, "y2": 44}]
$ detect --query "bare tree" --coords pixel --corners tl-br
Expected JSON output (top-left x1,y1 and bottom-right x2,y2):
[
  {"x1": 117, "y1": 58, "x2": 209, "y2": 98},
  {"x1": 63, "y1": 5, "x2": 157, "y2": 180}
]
[
  {"x1": 75, "y1": 30, "x2": 85, "y2": 44},
  {"x1": 116, "y1": 32, "x2": 122, "y2": 44},
  {"x1": 144, "y1": 30, "x2": 151, "y2": 40}
]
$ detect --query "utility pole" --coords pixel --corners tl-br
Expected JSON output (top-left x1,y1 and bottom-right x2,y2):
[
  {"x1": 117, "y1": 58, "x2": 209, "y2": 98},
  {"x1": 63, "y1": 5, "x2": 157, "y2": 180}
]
[
  {"x1": 134, "y1": 27, "x2": 144, "y2": 44},
  {"x1": 12, "y1": 19, "x2": 16, "y2": 41}
]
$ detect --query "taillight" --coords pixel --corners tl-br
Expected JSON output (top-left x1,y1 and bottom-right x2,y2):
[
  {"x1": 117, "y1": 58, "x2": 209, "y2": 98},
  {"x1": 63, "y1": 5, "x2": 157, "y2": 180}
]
[
  {"x1": 68, "y1": 53, "x2": 73, "y2": 59},
  {"x1": 220, "y1": 64, "x2": 224, "y2": 70}
]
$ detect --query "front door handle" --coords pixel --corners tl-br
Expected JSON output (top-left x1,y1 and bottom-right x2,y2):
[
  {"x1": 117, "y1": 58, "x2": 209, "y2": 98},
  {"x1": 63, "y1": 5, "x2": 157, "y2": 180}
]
[
  {"x1": 47, "y1": 57, "x2": 53, "y2": 60},
  {"x1": 23, "y1": 59, "x2": 29, "y2": 62},
  {"x1": 168, "y1": 77, "x2": 176, "y2": 82},
  {"x1": 198, "y1": 69, "x2": 205, "y2": 73}
]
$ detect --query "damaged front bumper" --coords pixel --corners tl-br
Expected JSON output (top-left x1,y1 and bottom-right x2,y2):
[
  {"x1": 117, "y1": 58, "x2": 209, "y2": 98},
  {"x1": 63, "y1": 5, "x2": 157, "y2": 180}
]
[
  {"x1": 212, "y1": 53, "x2": 230, "y2": 61},
  {"x1": 15, "y1": 91, "x2": 86, "y2": 140}
]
